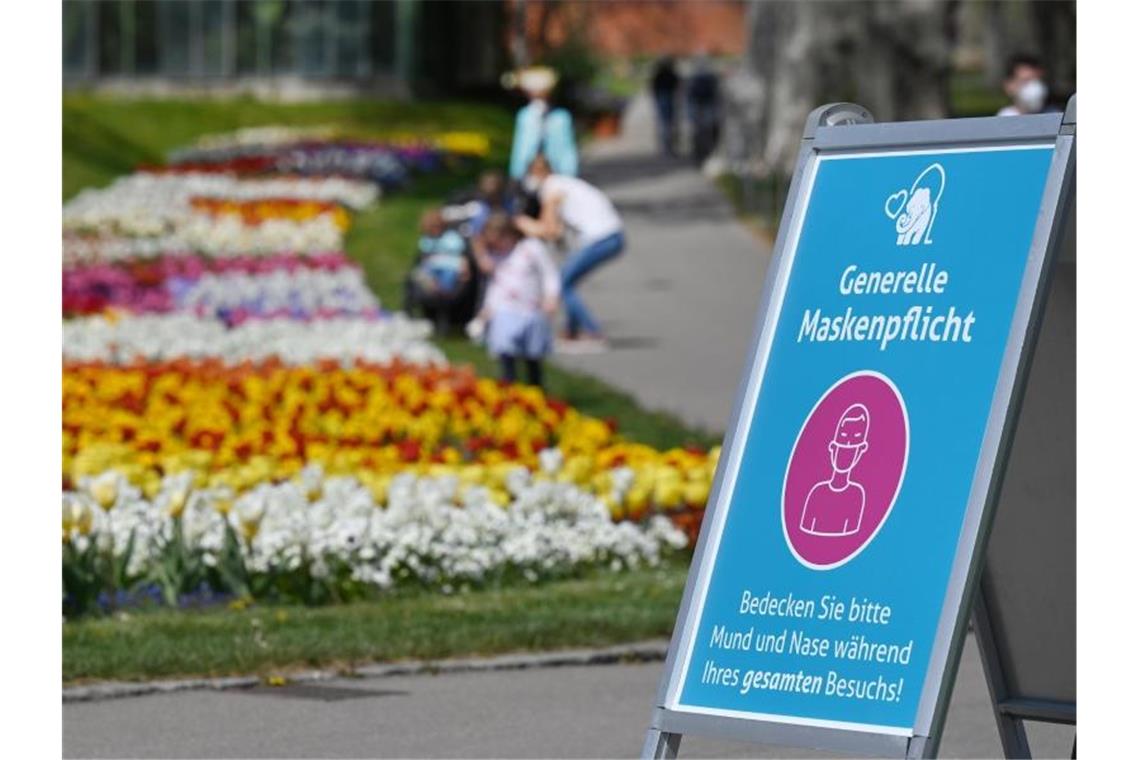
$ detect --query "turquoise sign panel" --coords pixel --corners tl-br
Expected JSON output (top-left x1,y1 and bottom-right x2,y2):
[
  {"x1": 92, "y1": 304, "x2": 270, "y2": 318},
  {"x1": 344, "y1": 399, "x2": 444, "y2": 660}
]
[{"x1": 669, "y1": 145, "x2": 1055, "y2": 733}]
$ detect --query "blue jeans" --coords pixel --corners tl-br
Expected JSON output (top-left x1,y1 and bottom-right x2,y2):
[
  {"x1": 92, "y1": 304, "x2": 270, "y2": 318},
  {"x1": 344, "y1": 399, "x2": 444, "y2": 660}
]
[
  {"x1": 654, "y1": 92, "x2": 676, "y2": 154},
  {"x1": 428, "y1": 265, "x2": 461, "y2": 292},
  {"x1": 561, "y1": 231, "x2": 624, "y2": 337}
]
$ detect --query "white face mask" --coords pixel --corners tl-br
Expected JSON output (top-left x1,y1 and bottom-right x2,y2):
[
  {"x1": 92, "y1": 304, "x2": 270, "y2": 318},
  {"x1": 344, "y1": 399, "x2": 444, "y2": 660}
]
[
  {"x1": 1015, "y1": 79, "x2": 1048, "y2": 113},
  {"x1": 522, "y1": 174, "x2": 541, "y2": 192}
]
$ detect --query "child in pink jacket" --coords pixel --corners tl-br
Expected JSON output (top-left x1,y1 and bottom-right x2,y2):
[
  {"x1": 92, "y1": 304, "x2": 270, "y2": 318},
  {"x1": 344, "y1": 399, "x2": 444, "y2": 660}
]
[{"x1": 471, "y1": 212, "x2": 560, "y2": 388}]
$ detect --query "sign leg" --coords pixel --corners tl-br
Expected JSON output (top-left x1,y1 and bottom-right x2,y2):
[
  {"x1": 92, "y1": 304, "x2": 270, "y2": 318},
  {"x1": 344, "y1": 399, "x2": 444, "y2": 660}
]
[
  {"x1": 641, "y1": 728, "x2": 681, "y2": 759},
  {"x1": 973, "y1": 597, "x2": 1033, "y2": 758}
]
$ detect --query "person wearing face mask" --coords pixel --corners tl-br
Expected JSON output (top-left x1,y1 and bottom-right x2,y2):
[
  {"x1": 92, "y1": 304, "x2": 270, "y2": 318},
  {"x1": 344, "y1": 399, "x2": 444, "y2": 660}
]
[{"x1": 997, "y1": 53, "x2": 1052, "y2": 116}]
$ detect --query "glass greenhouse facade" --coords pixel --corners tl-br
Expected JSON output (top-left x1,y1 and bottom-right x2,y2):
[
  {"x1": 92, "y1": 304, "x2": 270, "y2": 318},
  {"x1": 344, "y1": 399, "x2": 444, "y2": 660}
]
[{"x1": 63, "y1": 1, "x2": 420, "y2": 84}]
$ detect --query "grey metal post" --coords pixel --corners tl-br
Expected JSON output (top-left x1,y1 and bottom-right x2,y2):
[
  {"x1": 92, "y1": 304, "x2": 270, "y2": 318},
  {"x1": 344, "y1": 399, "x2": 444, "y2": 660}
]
[
  {"x1": 394, "y1": 0, "x2": 418, "y2": 84},
  {"x1": 291, "y1": 0, "x2": 303, "y2": 76},
  {"x1": 189, "y1": 0, "x2": 204, "y2": 79},
  {"x1": 255, "y1": 2, "x2": 271, "y2": 76},
  {"x1": 325, "y1": 0, "x2": 337, "y2": 78},
  {"x1": 221, "y1": 0, "x2": 236, "y2": 78},
  {"x1": 357, "y1": 0, "x2": 371, "y2": 79},
  {"x1": 86, "y1": 0, "x2": 98, "y2": 81},
  {"x1": 120, "y1": 0, "x2": 135, "y2": 76},
  {"x1": 642, "y1": 726, "x2": 681, "y2": 760}
]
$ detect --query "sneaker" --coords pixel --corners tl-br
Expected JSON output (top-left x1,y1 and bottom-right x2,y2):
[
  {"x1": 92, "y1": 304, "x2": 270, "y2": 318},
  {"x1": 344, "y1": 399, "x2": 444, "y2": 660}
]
[
  {"x1": 465, "y1": 317, "x2": 486, "y2": 342},
  {"x1": 556, "y1": 334, "x2": 609, "y2": 355}
]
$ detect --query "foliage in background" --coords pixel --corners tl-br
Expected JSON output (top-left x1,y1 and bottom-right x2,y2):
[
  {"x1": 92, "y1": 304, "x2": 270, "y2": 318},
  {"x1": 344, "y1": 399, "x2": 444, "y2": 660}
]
[
  {"x1": 62, "y1": 529, "x2": 138, "y2": 618},
  {"x1": 949, "y1": 71, "x2": 1012, "y2": 119},
  {"x1": 715, "y1": 71, "x2": 1031, "y2": 234}
]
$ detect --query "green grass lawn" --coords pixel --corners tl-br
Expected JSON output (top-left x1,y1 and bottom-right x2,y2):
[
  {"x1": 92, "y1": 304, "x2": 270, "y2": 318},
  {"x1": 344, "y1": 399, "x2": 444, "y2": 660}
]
[
  {"x1": 62, "y1": 94, "x2": 517, "y2": 199},
  {"x1": 63, "y1": 561, "x2": 688, "y2": 683}
]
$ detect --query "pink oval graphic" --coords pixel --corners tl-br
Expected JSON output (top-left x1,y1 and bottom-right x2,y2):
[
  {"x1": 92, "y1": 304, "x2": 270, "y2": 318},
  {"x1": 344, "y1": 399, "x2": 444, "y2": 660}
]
[{"x1": 782, "y1": 371, "x2": 909, "y2": 570}]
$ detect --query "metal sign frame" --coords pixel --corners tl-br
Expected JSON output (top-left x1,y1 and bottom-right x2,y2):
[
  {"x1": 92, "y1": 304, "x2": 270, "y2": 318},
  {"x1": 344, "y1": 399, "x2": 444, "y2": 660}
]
[
  {"x1": 972, "y1": 111, "x2": 1077, "y2": 757},
  {"x1": 643, "y1": 98, "x2": 1076, "y2": 759}
]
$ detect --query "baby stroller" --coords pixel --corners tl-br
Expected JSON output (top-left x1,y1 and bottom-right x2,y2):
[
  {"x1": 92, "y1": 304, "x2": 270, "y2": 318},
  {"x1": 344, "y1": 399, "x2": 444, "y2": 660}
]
[{"x1": 402, "y1": 205, "x2": 484, "y2": 335}]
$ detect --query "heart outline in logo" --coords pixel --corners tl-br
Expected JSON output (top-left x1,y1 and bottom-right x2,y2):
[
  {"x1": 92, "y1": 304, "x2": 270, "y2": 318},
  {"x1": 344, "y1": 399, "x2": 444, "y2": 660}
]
[{"x1": 884, "y1": 189, "x2": 908, "y2": 220}]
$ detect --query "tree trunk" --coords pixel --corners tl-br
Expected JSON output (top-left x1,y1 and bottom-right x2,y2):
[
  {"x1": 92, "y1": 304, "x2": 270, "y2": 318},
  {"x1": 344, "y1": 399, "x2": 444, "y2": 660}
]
[
  {"x1": 726, "y1": 0, "x2": 959, "y2": 180},
  {"x1": 510, "y1": 0, "x2": 529, "y2": 68},
  {"x1": 1029, "y1": 0, "x2": 1077, "y2": 99}
]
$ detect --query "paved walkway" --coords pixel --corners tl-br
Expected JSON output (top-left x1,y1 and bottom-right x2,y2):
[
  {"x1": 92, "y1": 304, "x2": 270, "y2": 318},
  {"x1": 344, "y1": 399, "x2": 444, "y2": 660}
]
[
  {"x1": 64, "y1": 634, "x2": 1072, "y2": 758},
  {"x1": 553, "y1": 93, "x2": 771, "y2": 435}
]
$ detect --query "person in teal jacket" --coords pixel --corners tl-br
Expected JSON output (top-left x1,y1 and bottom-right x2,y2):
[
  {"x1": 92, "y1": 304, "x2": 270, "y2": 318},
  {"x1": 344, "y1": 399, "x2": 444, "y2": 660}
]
[{"x1": 508, "y1": 66, "x2": 579, "y2": 180}]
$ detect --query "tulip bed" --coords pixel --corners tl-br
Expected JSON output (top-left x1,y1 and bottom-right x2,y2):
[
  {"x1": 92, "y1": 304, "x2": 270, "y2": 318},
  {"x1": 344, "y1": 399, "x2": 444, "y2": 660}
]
[
  {"x1": 165, "y1": 125, "x2": 491, "y2": 189},
  {"x1": 62, "y1": 126, "x2": 711, "y2": 619}
]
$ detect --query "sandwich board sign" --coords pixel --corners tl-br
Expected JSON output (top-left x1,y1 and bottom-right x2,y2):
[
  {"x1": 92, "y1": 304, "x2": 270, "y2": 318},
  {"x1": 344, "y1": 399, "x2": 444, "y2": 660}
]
[{"x1": 644, "y1": 99, "x2": 1075, "y2": 759}]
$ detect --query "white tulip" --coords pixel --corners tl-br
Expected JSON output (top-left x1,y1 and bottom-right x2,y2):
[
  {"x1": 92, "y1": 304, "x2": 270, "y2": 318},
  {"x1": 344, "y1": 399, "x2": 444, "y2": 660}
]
[
  {"x1": 64, "y1": 469, "x2": 688, "y2": 594},
  {"x1": 64, "y1": 172, "x2": 377, "y2": 236},
  {"x1": 63, "y1": 313, "x2": 445, "y2": 367}
]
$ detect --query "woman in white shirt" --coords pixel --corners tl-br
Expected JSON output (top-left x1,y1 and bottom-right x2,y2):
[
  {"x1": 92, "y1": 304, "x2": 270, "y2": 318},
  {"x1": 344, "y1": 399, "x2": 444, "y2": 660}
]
[{"x1": 514, "y1": 154, "x2": 625, "y2": 351}]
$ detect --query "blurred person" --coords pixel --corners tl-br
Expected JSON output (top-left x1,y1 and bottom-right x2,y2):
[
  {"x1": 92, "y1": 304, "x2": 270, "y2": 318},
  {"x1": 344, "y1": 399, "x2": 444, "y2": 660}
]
[
  {"x1": 508, "y1": 66, "x2": 579, "y2": 180},
  {"x1": 651, "y1": 56, "x2": 681, "y2": 156},
  {"x1": 516, "y1": 154, "x2": 624, "y2": 353},
  {"x1": 472, "y1": 212, "x2": 560, "y2": 388},
  {"x1": 686, "y1": 53, "x2": 722, "y2": 162},
  {"x1": 410, "y1": 208, "x2": 469, "y2": 295},
  {"x1": 440, "y1": 169, "x2": 520, "y2": 238},
  {"x1": 997, "y1": 53, "x2": 1052, "y2": 116},
  {"x1": 467, "y1": 169, "x2": 512, "y2": 236}
]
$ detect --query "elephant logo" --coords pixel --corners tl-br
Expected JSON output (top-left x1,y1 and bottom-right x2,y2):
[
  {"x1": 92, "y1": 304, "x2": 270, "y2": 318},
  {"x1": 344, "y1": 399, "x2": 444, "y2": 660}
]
[{"x1": 883, "y1": 163, "x2": 946, "y2": 246}]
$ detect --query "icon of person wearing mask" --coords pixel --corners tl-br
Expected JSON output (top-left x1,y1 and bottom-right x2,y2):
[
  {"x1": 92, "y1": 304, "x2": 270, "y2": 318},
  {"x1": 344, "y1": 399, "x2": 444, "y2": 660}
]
[
  {"x1": 800, "y1": 404, "x2": 870, "y2": 537},
  {"x1": 997, "y1": 53, "x2": 1051, "y2": 116}
]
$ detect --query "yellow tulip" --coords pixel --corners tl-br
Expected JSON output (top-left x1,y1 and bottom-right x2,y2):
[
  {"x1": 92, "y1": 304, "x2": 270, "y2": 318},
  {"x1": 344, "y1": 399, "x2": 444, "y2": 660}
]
[
  {"x1": 367, "y1": 475, "x2": 392, "y2": 506},
  {"x1": 165, "y1": 487, "x2": 190, "y2": 519},
  {"x1": 653, "y1": 479, "x2": 683, "y2": 511},
  {"x1": 239, "y1": 517, "x2": 261, "y2": 542},
  {"x1": 62, "y1": 498, "x2": 94, "y2": 538},
  {"x1": 603, "y1": 493, "x2": 625, "y2": 521},
  {"x1": 684, "y1": 479, "x2": 711, "y2": 508},
  {"x1": 626, "y1": 486, "x2": 651, "y2": 518},
  {"x1": 88, "y1": 471, "x2": 119, "y2": 511}
]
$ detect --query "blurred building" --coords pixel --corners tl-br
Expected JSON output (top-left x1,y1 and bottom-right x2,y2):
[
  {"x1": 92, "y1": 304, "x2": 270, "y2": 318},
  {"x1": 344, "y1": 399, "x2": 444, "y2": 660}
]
[
  {"x1": 508, "y1": 0, "x2": 747, "y2": 61},
  {"x1": 62, "y1": 0, "x2": 507, "y2": 98}
]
